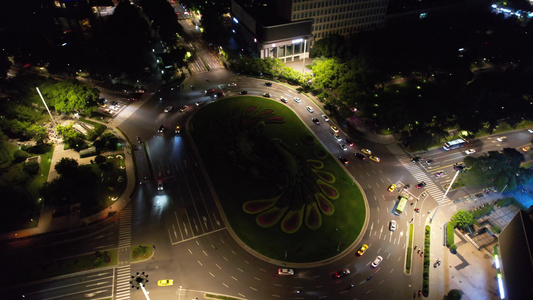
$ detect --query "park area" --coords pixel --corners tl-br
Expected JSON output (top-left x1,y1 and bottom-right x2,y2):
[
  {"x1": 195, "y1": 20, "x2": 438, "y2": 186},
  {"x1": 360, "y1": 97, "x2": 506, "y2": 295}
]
[{"x1": 189, "y1": 96, "x2": 367, "y2": 262}]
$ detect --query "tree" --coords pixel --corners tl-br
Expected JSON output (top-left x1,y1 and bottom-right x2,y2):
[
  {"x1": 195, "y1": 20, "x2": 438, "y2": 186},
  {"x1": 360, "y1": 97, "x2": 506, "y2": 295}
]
[
  {"x1": 42, "y1": 80, "x2": 99, "y2": 115},
  {"x1": 13, "y1": 149, "x2": 30, "y2": 163},
  {"x1": 444, "y1": 289, "x2": 463, "y2": 300},
  {"x1": 23, "y1": 161, "x2": 40, "y2": 177},
  {"x1": 27, "y1": 124, "x2": 48, "y2": 143},
  {"x1": 451, "y1": 210, "x2": 474, "y2": 231},
  {"x1": 54, "y1": 158, "x2": 79, "y2": 175},
  {"x1": 94, "y1": 155, "x2": 106, "y2": 165}
]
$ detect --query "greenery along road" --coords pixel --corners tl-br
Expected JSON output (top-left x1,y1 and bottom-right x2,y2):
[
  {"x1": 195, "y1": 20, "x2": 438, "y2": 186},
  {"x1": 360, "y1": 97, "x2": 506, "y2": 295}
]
[{"x1": 190, "y1": 97, "x2": 366, "y2": 263}]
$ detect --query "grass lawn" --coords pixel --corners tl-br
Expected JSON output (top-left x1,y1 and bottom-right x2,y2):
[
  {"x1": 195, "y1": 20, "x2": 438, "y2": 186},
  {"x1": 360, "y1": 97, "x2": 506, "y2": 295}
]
[
  {"x1": 131, "y1": 244, "x2": 154, "y2": 262},
  {"x1": 190, "y1": 97, "x2": 366, "y2": 263}
]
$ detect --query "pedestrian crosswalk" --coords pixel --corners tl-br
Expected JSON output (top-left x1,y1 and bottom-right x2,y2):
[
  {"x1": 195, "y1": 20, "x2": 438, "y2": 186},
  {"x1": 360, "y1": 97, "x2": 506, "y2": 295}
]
[
  {"x1": 115, "y1": 205, "x2": 132, "y2": 299},
  {"x1": 115, "y1": 265, "x2": 131, "y2": 300},
  {"x1": 387, "y1": 144, "x2": 451, "y2": 204}
]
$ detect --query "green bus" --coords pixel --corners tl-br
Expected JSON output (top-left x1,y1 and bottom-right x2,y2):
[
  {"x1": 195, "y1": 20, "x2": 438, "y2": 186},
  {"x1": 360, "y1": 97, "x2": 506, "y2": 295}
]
[{"x1": 394, "y1": 195, "x2": 408, "y2": 215}]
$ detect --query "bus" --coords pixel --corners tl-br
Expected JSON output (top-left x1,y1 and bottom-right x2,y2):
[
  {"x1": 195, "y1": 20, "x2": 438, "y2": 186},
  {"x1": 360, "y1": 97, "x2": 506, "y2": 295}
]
[
  {"x1": 394, "y1": 195, "x2": 408, "y2": 215},
  {"x1": 443, "y1": 139, "x2": 466, "y2": 151}
]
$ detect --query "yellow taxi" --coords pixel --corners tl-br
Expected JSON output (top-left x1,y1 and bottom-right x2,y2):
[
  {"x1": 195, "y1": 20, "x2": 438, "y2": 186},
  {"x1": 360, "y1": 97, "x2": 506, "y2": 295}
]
[
  {"x1": 175, "y1": 126, "x2": 181, "y2": 133},
  {"x1": 357, "y1": 244, "x2": 369, "y2": 256},
  {"x1": 361, "y1": 148, "x2": 372, "y2": 155},
  {"x1": 387, "y1": 184, "x2": 396, "y2": 192},
  {"x1": 369, "y1": 156, "x2": 380, "y2": 162},
  {"x1": 330, "y1": 125, "x2": 339, "y2": 133},
  {"x1": 157, "y1": 279, "x2": 173, "y2": 286},
  {"x1": 522, "y1": 146, "x2": 531, "y2": 152}
]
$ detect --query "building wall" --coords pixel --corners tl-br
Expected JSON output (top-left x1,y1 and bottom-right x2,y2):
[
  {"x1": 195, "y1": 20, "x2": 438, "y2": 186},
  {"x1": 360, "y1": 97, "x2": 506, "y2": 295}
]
[{"x1": 282, "y1": 0, "x2": 389, "y2": 41}]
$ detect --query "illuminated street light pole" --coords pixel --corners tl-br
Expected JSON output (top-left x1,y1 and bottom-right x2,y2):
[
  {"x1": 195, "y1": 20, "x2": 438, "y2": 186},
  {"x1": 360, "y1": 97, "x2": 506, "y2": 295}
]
[
  {"x1": 429, "y1": 166, "x2": 462, "y2": 223},
  {"x1": 130, "y1": 272, "x2": 150, "y2": 300},
  {"x1": 36, "y1": 87, "x2": 57, "y2": 127}
]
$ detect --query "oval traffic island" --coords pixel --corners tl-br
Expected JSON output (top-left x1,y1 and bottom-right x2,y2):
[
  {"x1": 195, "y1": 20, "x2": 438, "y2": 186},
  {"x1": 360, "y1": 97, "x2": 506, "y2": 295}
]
[{"x1": 189, "y1": 96, "x2": 366, "y2": 263}]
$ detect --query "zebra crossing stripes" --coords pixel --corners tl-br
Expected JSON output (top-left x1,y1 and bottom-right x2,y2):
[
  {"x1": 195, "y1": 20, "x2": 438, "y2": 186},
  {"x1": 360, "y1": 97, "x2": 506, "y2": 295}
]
[
  {"x1": 118, "y1": 205, "x2": 132, "y2": 249},
  {"x1": 387, "y1": 144, "x2": 451, "y2": 204},
  {"x1": 115, "y1": 265, "x2": 131, "y2": 300}
]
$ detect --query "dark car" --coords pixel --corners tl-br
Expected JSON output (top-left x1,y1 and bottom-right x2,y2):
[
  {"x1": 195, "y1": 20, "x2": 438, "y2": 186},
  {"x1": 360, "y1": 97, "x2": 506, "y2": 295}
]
[
  {"x1": 345, "y1": 139, "x2": 354, "y2": 147},
  {"x1": 354, "y1": 153, "x2": 366, "y2": 160},
  {"x1": 214, "y1": 92, "x2": 225, "y2": 98},
  {"x1": 312, "y1": 118, "x2": 320, "y2": 125},
  {"x1": 265, "y1": 82, "x2": 273, "y2": 87},
  {"x1": 204, "y1": 88, "x2": 216, "y2": 95},
  {"x1": 239, "y1": 90, "x2": 248, "y2": 95},
  {"x1": 334, "y1": 268, "x2": 350, "y2": 278},
  {"x1": 416, "y1": 182, "x2": 426, "y2": 189},
  {"x1": 339, "y1": 157, "x2": 349, "y2": 165},
  {"x1": 412, "y1": 157, "x2": 421, "y2": 163},
  {"x1": 158, "y1": 125, "x2": 165, "y2": 133},
  {"x1": 263, "y1": 93, "x2": 271, "y2": 98},
  {"x1": 111, "y1": 101, "x2": 119, "y2": 106}
]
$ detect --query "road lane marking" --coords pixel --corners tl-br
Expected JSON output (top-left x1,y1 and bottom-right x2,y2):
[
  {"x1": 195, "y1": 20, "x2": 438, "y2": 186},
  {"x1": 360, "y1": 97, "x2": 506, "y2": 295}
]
[
  {"x1": 231, "y1": 276, "x2": 238, "y2": 281},
  {"x1": 223, "y1": 283, "x2": 229, "y2": 288},
  {"x1": 197, "y1": 260, "x2": 203, "y2": 266},
  {"x1": 250, "y1": 287, "x2": 258, "y2": 291},
  {"x1": 210, "y1": 272, "x2": 215, "y2": 277}
]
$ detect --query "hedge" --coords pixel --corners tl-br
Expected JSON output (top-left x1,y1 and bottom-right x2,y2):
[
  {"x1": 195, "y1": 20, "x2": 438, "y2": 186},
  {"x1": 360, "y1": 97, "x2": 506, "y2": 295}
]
[
  {"x1": 472, "y1": 205, "x2": 494, "y2": 219},
  {"x1": 422, "y1": 225, "x2": 431, "y2": 296},
  {"x1": 446, "y1": 221, "x2": 456, "y2": 247},
  {"x1": 406, "y1": 223, "x2": 414, "y2": 273}
]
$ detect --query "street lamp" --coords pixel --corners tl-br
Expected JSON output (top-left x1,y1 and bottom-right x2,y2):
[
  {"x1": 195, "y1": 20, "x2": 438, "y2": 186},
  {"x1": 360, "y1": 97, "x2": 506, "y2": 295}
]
[
  {"x1": 36, "y1": 87, "x2": 57, "y2": 127},
  {"x1": 429, "y1": 164, "x2": 465, "y2": 223},
  {"x1": 130, "y1": 272, "x2": 151, "y2": 300}
]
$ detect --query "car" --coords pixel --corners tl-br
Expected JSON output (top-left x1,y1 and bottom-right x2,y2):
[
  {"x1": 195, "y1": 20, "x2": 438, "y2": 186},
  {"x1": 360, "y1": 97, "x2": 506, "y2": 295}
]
[
  {"x1": 228, "y1": 82, "x2": 237, "y2": 87},
  {"x1": 528, "y1": 129, "x2": 533, "y2": 133},
  {"x1": 195, "y1": 101, "x2": 204, "y2": 106},
  {"x1": 321, "y1": 114, "x2": 329, "y2": 121},
  {"x1": 371, "y1": 256, "x2": 383, "y2": 267},
  {"x1": 453, "y1": 163, "x2": 464, "y2": 171},
  {"x1": 157, "y1": 279, "x2": 173, "y2": 286},
  {"x1": 389, "y1": 220, "x2": 397, "y2": 231},
  {"x1": 157, "y1": 180, "x2": 164, "y2": 190},
  {"x1": 205, "y1": 88, "x2": 216, "y2": 95},
  {"x1": 425, "y1": 160, "x2": 435, "y2": 165},
  {"x1": 436, "y1": 171, "x2": 445, "y2": 177},
  {"x1": 403, "y1": 184, "x2": 411, "y2": 191},
  {"x1": 411, "y1": 157, "x2": 421, "y2": 163},
  {"x1": 416, "y1": 181, "x2": 427, "y2": 189},
  {"x1": 357, "y1": 244, "x2": 369, "y2": 256},
  {"x1": 179, "y1": 105, "x2": 189, "y2": 112},
  {"x1": 263, "y1": 93, "x2": 271, "y2": 98},
  {"x1": 280, "y1": 97, "x2": 288, "y2": 103},
  {"x1": 465, "y1": 149, "x2": 476, "y2": 154},
  {"x1": 265, "y1": 82, "x2": 273, "y2": 87},
  {"x1": 158, "y1": 125, "x2": 165, "y2": 132},
  {"x1": 361, "y1": 148, "x2": 372, "y2": 155},
  {"x1": 135, "y1": 89, "x2": 145, "y2": 94},
  {"x1": 522, "y1": 146, "x2": 531, "y2": 152},
  {"x1": 345, "y1": 139, "x2": 354, "y2": 146},
  {"x1": 338, "y1": 157, "x2": 349, "y2": 165},
  {"x1": 388, "y1": 184, "x2": 397, "y2": 192},
  {"x1": 340, "y1": 144, "x2": 348, "y2": 151},
  {"x1": 278, "y1": 268, "x2": 294, "y2": 276},
  {"x1": 306, "y1": 106, "x2": 314, "y2": 113},
  {"x1": 335, "y1": 268, "x2": 350, "y2": 278},
  {"x1": 175, "y1": 126, "x2": 181, "y2": 133},
  {"x1": 330, "y1": 126, "x2": 339, "y2": 133},
  {"x1": 369, "y1": 156, "x2": 380, "y2": 162},
  {"x1": 312, "y1": 117, "x2": 320, "y2": 125},
  {"x1": 496, "y1": 136, "x2": 507, "y2": 142},
  {"x1": 128, "y1": 97, "x2": 138, "y2": 101},
  {"x1": 164, "y1": 106, "x2": 173, "y2": 113},
  {"x1": 293, "y1": 97, "x2": 301, "y2": 103},
  {"x1": 214, "y1": 92, "x2": 225, "y2": 98},
  {"x1": 333, "y1": 134, "x2": 342, "y2": 141},
  {"x1": 354, "y1": 153, "x2": 366, "y2": 160},
  {"x1": 111, "y1": 101, "x2": 119, "y2": 106},
  {"x1": 239, "y1": 90, "x2": 248, "y2": 95}
]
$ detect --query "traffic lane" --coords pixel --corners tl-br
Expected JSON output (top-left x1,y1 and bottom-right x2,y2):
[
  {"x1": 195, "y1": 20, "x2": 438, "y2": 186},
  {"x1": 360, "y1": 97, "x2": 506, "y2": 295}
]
[{"x1": 3, "y1": 269, "x2": 114, "y2": 300}]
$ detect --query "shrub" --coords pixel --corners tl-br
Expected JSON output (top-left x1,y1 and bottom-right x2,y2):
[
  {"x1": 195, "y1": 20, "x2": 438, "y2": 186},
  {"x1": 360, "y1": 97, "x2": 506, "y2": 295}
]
[
  {"x1": 491, "y1": 225, "x2": 501, "y2": 234},
  {"x1": 450, "y1": 244, "x2": 457, "y2": 252},
  {"x1": 495, "y1": 197, "x2": 514, "y2": 208},
  {"x1": 446, "y1": 221, "x2": 456, "y2": 247},
  {"x1": 472, "y1": 205, "x2": 494, "y2": 219},
  {"x1": 23, "y1": 161, "x2": 40, "y2": 176},
  {"x1": 422, "y1": 225, "x2": 431, "y2": 296},
  {"x1": 13, "y1": 149, "x2": 30, "y2": 163}
]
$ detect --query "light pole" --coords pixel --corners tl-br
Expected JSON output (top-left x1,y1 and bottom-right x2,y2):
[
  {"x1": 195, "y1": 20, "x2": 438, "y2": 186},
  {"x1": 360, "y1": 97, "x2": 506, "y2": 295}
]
[
  {"x1": 36, "y1": 87, "x2": 57, "y2": 127},
  {"x1": 130, "y1": 272, "x2": 151, "y2": 300},
  {"x1": 429, "y1": 165, "x2": 463, "y2": 223}
]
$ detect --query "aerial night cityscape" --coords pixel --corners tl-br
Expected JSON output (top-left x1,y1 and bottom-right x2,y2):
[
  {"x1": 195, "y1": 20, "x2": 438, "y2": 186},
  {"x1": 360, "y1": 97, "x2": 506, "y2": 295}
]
[{"x1": 1, "y1": 0, "x2": 533, "y2": 299}]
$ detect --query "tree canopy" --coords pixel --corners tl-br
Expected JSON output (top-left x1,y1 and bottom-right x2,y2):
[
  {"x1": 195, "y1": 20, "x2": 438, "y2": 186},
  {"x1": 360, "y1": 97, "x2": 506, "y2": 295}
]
[{"x1": 451, "y1": 210, "x2": 474, "y2": 231}]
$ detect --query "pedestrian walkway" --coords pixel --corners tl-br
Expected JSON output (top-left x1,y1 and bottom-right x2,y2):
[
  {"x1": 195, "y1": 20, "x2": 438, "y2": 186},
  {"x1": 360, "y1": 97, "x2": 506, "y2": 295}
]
[
  {"x1": 115, "y1": 265, "x2": 132, "y2": 300},
  {"x1": 387, "y1": 144, "x2": 449, "y2": 204}
]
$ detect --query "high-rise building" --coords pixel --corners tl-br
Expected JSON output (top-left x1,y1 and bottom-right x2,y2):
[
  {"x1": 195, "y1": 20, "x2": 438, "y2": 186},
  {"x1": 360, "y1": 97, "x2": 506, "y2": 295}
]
[{"x1": 231, "y1": 0, "x2": 389, "y2": 60}]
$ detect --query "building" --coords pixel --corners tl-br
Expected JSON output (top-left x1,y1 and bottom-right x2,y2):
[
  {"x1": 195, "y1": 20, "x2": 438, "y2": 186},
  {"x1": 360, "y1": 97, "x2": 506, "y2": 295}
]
[
  {"x1": 230, "y1": 0, "x2": 389, "y2": 60},
  {"x1": 497, "y1": 208, "x2": 533, "y2": 300}
]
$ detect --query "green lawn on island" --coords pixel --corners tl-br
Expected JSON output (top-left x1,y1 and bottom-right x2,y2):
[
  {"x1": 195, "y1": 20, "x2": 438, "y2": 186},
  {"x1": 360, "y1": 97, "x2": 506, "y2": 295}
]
[{"x1": 189, "y1": 97, "x2": 366, "y2": 263}]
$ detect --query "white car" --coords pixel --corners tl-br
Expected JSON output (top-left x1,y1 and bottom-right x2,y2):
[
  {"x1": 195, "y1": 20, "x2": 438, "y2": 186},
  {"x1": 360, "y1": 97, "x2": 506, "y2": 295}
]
[
  {"x1": 306, "y1": 106, "x2": 314, "y2": 113},
  {"x1": 389, "y1": 220, "x2": 396, "y2": 231},
  {"x1": 278, "y1": 268, "x2": 294, "y2": 276},
  {"x1": 371, "y1": 256, "x2": 383, "y2": 267},
  {"x1": 164, "y1": 106, "x2": 173, "y2": 113},
  {"x1": 293, "y1": 97, "x2": 301, "y2": 103},
  {"x1": 333, "y1": 134, "x2": 342, "y2": 142},
  {"x1": 496, "y1": 136, "x2": 506, "y2": 142},
  {"x1": 528, "y1": 129, "x2": 533, "y2": 133},
  {"x1": 321, "y1": 114, "x2": 330, "y2": 122},
  {"x1": 465, "y1": 149, "x2": 476, "y2": 155}
]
